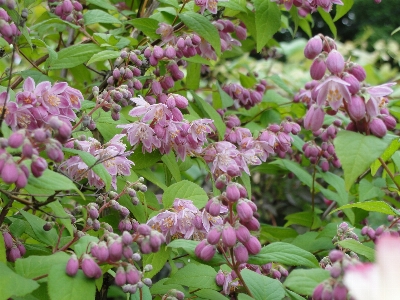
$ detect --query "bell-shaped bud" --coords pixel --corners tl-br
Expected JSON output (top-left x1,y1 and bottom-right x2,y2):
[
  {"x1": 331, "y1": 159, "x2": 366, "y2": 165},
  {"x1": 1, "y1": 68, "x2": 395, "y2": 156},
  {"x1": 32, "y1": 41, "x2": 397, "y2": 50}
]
[
  {"x1": 2, "y1": 231, "x2": 13, "y2": 249},
  {"x1": 235, "y1": 224, "x2": 251, "y2": 244},
  {"x1": 304, "y1": 35, "x2": 323, "y2": 59},
  {"x1": 233, "y1": 243, "x2": 249, "y2": 264},
  {"x1": 199, "y1": 243, "x2": 216, "y2": 261},
  {"x1": 226, "y1": 183, "x2": 240, "y2": 202},
  {"x1": 369, "y1": 118, "x2": 387, "y2": 138},
  {"x1": 310, "y1": 56, "x2": 327, "y2": 80},
  {"x1": 244, "y1": 236, "x2": 261, "y2": 255},
  {"x1": 108, "y1": 238, "x2": 123, "y2": 261},
  {"x1": 348, "y1": 64, "x2": 366, "y2": 82},
  {"x1": 8, "y1": 131, "x2": 25, "y2": 148},
  {"x1": 66, "y1": 254, "x2": 79, "y2": 276},
  {"x1": 342, "y1": 73, "x2": 360, "y2": 94},
  {"x1": 115, "y1": 267, "x2": 127, "y2": 286},
  {"x1": 7, "y1": 245, "x2": 21, "y2": 262},
  {"x1": 81, "y1": 254, "x2": 102, "y2": 279},
  {"x1": 207, "y1": 227, "x2": 221, "y2": 245},
  {"x1": 237, "y1": 200, "x2": 253, "y2": 222},
  {"x1": 326, "y1": 50, "x2": 345, "y2": 75},
  {"x1": 329, "y1": 250, "x2": 344, "y2": 263},
  {"x1": 222, "y1": 224, "x2": 236, "y2": 248},
  {"x1": 215, "y1": 270, "x2": 225, "y2": 286},
  {"x1": 347, "y1": 95, "x2": 366, "y2": 121},
  {"x1": 304, "y1": 105, "x2": 325, "y2": 132}
]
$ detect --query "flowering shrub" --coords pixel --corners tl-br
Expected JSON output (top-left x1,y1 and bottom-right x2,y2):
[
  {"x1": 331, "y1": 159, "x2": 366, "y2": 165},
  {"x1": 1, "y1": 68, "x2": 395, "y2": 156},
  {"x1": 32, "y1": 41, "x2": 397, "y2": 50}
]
[{"x1": 0, "y1": 0, "x2": 399, "y2": 299}]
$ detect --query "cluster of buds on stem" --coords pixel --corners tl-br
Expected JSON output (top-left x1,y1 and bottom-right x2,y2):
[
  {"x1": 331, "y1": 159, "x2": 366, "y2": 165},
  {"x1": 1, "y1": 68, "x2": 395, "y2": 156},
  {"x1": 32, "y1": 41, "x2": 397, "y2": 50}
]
[
  {"x1": 271, "y1": 0, "x2": 344, "y2": 17},
  {"x1": 222, "y1": 77, "x2": 267, "y2": 109},
  {"x1": 1, "y1": 227, "x2": 26, "y2": 262},
  {"x1": 0, "y1": 5, "x2": 20, "y2": 43},
  {"x1": 297, "y1": 34, "x2": 396, "y2": 138},
  {"x1": 360, "y1": 214, "x2": 400, "y2": 242},
  {"x1": 47, "y1": 0, "x2": 83, "y2": 24}
]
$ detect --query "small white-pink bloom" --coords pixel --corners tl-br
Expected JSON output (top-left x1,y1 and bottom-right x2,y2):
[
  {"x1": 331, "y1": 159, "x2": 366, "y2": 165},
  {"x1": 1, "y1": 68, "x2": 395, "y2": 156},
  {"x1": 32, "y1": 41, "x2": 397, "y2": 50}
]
[{"x1": 344, "y1": 235, "x2": 400, "y2": 300}]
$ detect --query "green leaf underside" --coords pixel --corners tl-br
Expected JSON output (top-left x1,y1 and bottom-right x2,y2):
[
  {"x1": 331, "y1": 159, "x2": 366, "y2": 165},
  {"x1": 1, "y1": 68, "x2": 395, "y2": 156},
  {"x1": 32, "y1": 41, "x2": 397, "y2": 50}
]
[{"x1": 0, "y1": 262, "x2": 39, "y2": 299}]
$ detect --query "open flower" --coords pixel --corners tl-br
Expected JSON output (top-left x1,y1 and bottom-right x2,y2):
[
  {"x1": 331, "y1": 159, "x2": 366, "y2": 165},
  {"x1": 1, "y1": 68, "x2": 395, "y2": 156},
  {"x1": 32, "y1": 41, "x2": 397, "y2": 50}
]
[{"x1": 343, "y1": 235, "x2": 400, "y2": 300}]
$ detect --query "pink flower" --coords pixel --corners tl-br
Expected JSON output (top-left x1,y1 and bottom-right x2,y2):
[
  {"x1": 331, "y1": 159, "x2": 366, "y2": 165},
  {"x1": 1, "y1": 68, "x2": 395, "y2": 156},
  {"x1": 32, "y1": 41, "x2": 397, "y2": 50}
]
[
  {"x1": 118, "y1": 122, "x2": 161, "y2": 153},
  {"x1": 316, "y1": 76, "x2": 351, "y2": 111},
  {"x1": 344, "y1": 235, "x2": 400, "y2": 300},
  {"x1": 364, "y1": 82, "x2": 395, "y2": 118},
  {"x1": 156, "y1": 22, "x2": 174, "y2": 43}
]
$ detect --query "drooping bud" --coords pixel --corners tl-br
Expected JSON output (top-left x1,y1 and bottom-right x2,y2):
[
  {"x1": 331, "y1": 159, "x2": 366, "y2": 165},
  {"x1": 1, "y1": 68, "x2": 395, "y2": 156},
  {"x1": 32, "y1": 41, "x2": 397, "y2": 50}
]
[
  {"x1": 304, "y1": 35, "x2": 323, "y2": 60},
  {"x1": 66, "y1": 254, "x2": 79, "y2": 276},
  {"x1": 235, "y1": 224, "x2": 251, "y2": 244},
  {"x1": 347, "y1": 95, "x2": 366, "y2": 121},
  {"x1": 81, "y1": 254, "x2": 102, "y2": 279},
  {"x1": 304, "y1": 105, "x2": 325, "y2": 132},
  {"x1": 108, "y1": 238, "x2": 123, "y2": 261},
  {"x1": 326, "y1": 50, "x2": 345, "y2": 75},
  {"x1": 244, "y1": 236, "x2": 261, "y2": 255},
  {"x1": 115, "y1": 267, "x2": 127, "y2": 286},
  {"x1": 207, "y1": 227, "x2": 221, "y2": 245},
  {"x1": 221, "y1": 224, "x2": 236, "y2": 248},
  {"x1": 216, "y1": 270, "x2": 225, "y2": 286},
  {"x1": 236, "y1": 200, "x2": 253, "y2": 222},
  {"x1": 369, "y1": 118, "x2": 387, "y2": 138},
  {"x1": 233, "y1": 243, "x2": 249, "y2": 264},
  {"x1": 226, "y1": 183, "x2": 240, "y2": 202},
  {"x1": 126, "y1": 265, "x2": 141, "y2": 284},
  {"x1": 310, "y1": 56, "x2": 327, "y2": 80}
]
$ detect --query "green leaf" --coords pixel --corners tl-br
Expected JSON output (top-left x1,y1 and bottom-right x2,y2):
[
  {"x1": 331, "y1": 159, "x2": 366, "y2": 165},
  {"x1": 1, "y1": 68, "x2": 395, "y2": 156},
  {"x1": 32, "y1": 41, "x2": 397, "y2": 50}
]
[
  {"x1": 254, "y1": 0, "x2": 281, "y2": 52},
  {"x1": 284, "y1": 269, "x2": 330, "y2": 296},
  {"x1": 218, "y1": 0, "x2": 247, "y2": 12},
  {"x1": 371, "y1": 138, "x2": 400, "y2": 175},
  {"x1": 87, "y1": 50, "x2": 121, "y2": 65},
  {"x1": 191, "y1": 92, "x2": 226, "y2": 140},
  {"x1": 260, "y1": 225, "x2": 298, "y2": 242},
  {"x1": 331, "y1": 201, "x2": 400, "y2": 216},
  {"x1": 27, "y1": 169, "x2": 84, "y2": 199},
  {"x1": 161, "y1": 151, "x2": 182, "y2": 182},
  {"x1": 319, "y1": 172, "x2": 348, "y2": 206},
  {"x1": 284, "y1": 211, "x2": 321, "y2": 229},
  {"x1": 86, "y1": 0, "x2": 117, "y2": 10},
  {"x1": 84, "y1": 9, "x2": 121, "y2": 25},
  {"x1": 195, "y1": 289, "x2": 228, "y2": 300},
  {"x1": 238, "y1": 294, "x2": 254, "y2": 300},
  {"x1": 334, "y1": 131, "x2": 391, "y2": 190},
  {"x1": 333, "y1": 0, "x2": 354, "y2": 22},
  {"x1": 130, "y1": 150, "x2": 162, "y2": 170},
  {"x1": 19, "y1": 210, "x2": 58, "y2": 246},
  {"x1": 47, "y1": 44, "x2": 101, "y2": 70},
  {"x1": 150, "y1": 278, "x2": 184, "y2": 296},
  {"x1": 248, "y1": 242, "x2": 319, "y2": 268},
  {"x1": 142, "y1": 245, "x2": 171, "y2": 278},
  {"x1": 165, "y1": 263, "x2": 219, "y2": 290},
  {"x1": 131, "y1": 285, "x2": 151, "y2": 299},
  {"x1": 241, "y1": 268, "x2": 286, "y2": 300},
  {"x1": 73, "y1": 236, "x2": 99, "y2": 258},
  {"x1": 336, "y1": 239, "x2": 374, "y2": 261},
  {"x1": 162, "y1": 180, "x2": 208, "y2": 208},
  {"x1": 317, "y1": 8, "x2": 336, "y2": 38},
  {"x1": 47, "y1": 201, "x2": 74, "y2": 236},
  {"x1": 216, "y1": 82, "x2": 234, "y2": 109},
  {"x1": 63, "y1": 148, "x2": 112, "y2": 191},
  {"x1": 135, "y1": 168, "x2": 167, "y2": 191},
  {"x1": 179, "y1": 12, "x2": 221, "y2": 56},
  {"x1": 285, "y1": 289, "x2": 307, "y2": 300},
  {"x1": 127, "y1": 18, "x2": 160, "y2": 40},
  {"x1": 48, "y1": 264, "x2": 96, "y2": 300},
  {"x1": 269, "y1": 74, "x2": 293, "y2": 95},
  {"x1": 239, "y1": 172, "x2": 251, "y2": 198},
  {"x1": 186, "y1": 62, "x2": 201, "y2": 90},
  {"x1": 30, "y1": 18, "x2": 80, "y2": 31},
  {"x1": 359, "y1": 178, "x2": 385, "y2": 202},
  {"x1": 15, "y1": 252, "x2": 70, "y2": 279},
  {"x1": 0, "y1": 262, "x2": 39, "y2": 300}
]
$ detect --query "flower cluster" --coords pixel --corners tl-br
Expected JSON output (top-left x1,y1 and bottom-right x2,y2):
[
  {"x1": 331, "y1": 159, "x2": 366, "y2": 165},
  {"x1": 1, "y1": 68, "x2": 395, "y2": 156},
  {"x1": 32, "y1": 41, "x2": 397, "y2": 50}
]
[
  {"x1": 222, "y1": 78, "x2": 267, "y2": 109},
  {"x1": 1, "y1": 227, "x2": 26, "y2": 262},
  {"x1": 47, "y1": 0, "x2": 83, "y2": 24},
  {"x1": 0, "y1": 5, "x2": 20, "y2": 43},
  {"x1": 298, "y1": 35, "x2": 397, "y2": 138},
  {"x1": 147, "y1": 198, "x2": 224, "y2": 243},
  {"x1": 313, "y1": 222, "x2": 360, "y2": 300},
  {"x1": 60, "y1": 135, "x2": 134, "y2": 190},
  {"x1": 302, "y1": 120, "x2": 342, "y2": 172},
  {"x1": 360, "y1": 213, "x2": 400, "y2": 242},
  {"x1": 272, "y1": 0, "x2": 344, "y2": 16}
]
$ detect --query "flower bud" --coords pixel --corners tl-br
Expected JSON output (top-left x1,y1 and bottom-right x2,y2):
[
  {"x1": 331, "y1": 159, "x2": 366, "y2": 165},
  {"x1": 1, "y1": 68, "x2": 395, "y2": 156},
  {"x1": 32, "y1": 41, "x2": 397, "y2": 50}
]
[
  {"x1": 126, "y1": 265, "x2": 140, "y2": 284},
  {"x1": 122, "y1": 231, "x2": 133, "y2": 245},
  {"x1": 348, "y1": 64, "x2": 366, "y2": 82},
  {"x1": 310, "y1": 56, "x2": 327, "y2": 80},
  {"x1": 7, "y1": 245, "x2": 21, "y2": 262},
  {"x1": 326, "y1": 50, "x2": 345, "y2": 75},
  {"x1": 382, "y1": 114, "x2": 396, "y2": 131},
  {"x1": 1, "y1": 159, "x2": 18, "y2": 184},
  {"x1": 304, "y1": 36, "x2": 323, "y2": 59},
  {"x1": 216, "y1": 270, "x2": 225, "y2": 286},
  {"x1": 233, "y1": 243, "x2": 249, "y2": 264},
  {"x1": 304, "y1": 105, "x2": 325, "y2": 132},
  {"x1": 237, "y1": 200, "x2": 253, "y2": 222},
  {"x1": 244, "y1": 236, "x2": 261, "y2": 255},
  {"x1": 66, "y1": 254, "x2": 79, "y2": 276},
  {"x1": 222, "y1": 224, "x2": 236, "y2": 248},
  {"x1": 81, "y1": 254, "x2": 102, "y2": 279},
  {"x1": 207, "y1": 227, "x2": 221, "y2": 245},
  {"x1": 199, "y1": 243, "x2": 216, "y2": 261},
  {"x1": 369, "y1": 118, "x2": 387, "y2": 138},
  {"x1": 226, "y1": 184, "x2": 240, "y2": 202},
  {"x1": 8, "y1": 131, "x2": 25, "y2": 148},
  {"x1": 347, "y1": 95, "x2": 366, "y2": 121},
  {"x1": 313, "y1": 283, "x2": 324, "y2": 300},
  {"x1": 2, "y1": 231, "x2": 13, "y2": 249},
  {"x1": 333, "y1": 283, "x2": 348, "y2": 300},
  {"x1": 235, "y1": 225, "x2": 251, "y2": 244},
  {"x1": 137, "y1": 224, "x2": 152, "y2": 236},
  {"x1": 16, "y1": 242, "x2": 26, "y2": 256},
  {"x1": 342, "y1": 73, "x2": 360, "y2": 94},
  {"x1": 235, "y1": 25, "x2": 247, "y2": 40},
  {"x1": 115, "y1": 267, "x2": 127, "y2": 286},
  {"x1": 108, "y1": 238, "x2": 123, "y2": 261}
]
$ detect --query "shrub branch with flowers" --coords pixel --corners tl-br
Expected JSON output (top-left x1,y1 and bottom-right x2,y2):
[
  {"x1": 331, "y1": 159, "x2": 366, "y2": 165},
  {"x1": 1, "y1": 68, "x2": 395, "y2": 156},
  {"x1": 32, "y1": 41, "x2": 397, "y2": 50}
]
[{"x1": 0, "y1": 0, "x2": 400, "y2": 299}]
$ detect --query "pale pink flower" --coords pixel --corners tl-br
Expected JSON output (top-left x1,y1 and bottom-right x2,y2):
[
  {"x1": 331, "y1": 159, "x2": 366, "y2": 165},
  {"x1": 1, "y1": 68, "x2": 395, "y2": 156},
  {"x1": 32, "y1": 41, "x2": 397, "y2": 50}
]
[
  {"x1": 118, "y1": 122, "x2": 161, "y2": 153},
  {"x1": 364, "y1": 82, "x2": 395, "y2": 118},
  {"x1": 344, "y1": 235, "x2": 400, "y2": 300},
  {"x1": 316, "y1": 76, "x2": 351, "y2": 111},
  {"x1": 156, "y1": 23, "x2": 174, "y2": 43}
]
